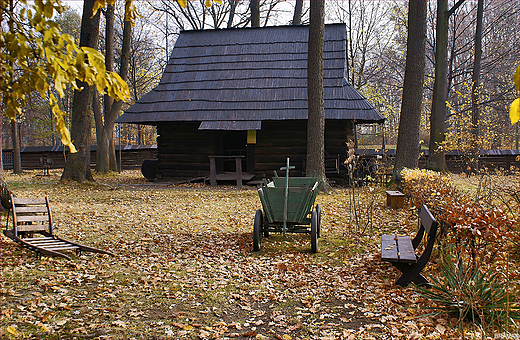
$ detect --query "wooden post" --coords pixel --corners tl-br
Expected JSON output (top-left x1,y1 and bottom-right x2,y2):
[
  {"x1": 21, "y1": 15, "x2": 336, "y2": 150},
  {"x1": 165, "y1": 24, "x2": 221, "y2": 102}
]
[
  {"x1": 210, "y1": 157, "x2": 216, "y2": 186},
  {"x1": 280, "y1": 158, "x2": 295, "y2": 233},
  {"x1": 235, "y1": 156, "x2": 242, "y2": 189}
]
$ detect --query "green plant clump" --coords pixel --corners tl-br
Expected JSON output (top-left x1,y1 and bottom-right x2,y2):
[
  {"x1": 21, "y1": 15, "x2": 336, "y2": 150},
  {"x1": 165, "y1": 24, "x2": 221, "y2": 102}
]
[{"x1": 414, "y1": 259, "x2": 520, "y2": 332}]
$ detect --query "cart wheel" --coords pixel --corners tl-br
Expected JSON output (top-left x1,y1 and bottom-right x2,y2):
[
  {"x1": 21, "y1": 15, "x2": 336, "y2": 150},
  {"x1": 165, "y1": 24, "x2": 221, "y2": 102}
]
[
  {"x1": 315, "y1": 204, "x2": 321, "y2": 238},
  {"x1": 311, "y1": 210, "x2": 318, "y2": 253},
  {"x1": 253, "y1": 209, "x2": 263, "y2": 251}
]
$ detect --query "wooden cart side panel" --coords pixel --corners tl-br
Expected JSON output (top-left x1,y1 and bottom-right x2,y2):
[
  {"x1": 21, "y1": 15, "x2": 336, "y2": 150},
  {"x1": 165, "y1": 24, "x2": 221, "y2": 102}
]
[
  {"x1": 272, "y1": 177, "x2": 318, "y2": 188},
  {"x1": 297, "y1": 181, "x2": 319, "y2": 221},
  {"x1": 257, "y1": 188, "x2": 274, "y2": 224},
  {"x1": 262, "y1": 187, "x2": 311, "y2": 223}
]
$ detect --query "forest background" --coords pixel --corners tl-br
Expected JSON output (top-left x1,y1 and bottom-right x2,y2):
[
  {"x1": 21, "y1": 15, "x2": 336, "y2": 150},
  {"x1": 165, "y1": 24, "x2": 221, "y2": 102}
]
[{"x1": 2, "y1": 0, "x2": 519, "y2": 156}]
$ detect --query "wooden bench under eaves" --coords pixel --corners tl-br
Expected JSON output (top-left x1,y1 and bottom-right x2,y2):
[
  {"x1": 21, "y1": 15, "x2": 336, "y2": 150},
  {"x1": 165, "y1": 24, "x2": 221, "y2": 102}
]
[{"x1": 3, "y1": 195, "x2": 114, "y2": 260}]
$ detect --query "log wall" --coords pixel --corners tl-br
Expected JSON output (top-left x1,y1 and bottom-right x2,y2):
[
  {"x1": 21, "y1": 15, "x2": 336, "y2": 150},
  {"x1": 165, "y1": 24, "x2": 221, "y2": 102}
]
[
  {"x1": 255, "y1": 120, "x2": 353, "y2": 175},
  {"x1": 156, "y1": 122, "x2": 216, "y2": 179},
  {"x1": 154, "y1": 120, "x2": 354, "y2": 179}
]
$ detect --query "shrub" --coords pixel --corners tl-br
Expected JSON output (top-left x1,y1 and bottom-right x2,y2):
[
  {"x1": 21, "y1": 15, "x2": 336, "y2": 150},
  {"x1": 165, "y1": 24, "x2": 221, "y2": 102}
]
[
  {"x1": 479, "y1": 171, "x2": 520, "y2": 254},
  {"x1": 401, "y1": 169, "x2": 517, "y2": 266}
]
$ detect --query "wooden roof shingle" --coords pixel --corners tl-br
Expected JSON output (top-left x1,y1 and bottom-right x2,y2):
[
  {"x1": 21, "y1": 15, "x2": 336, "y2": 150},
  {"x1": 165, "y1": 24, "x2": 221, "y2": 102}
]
[{"x1": 117, "y1": 23, "x2": 385, "y2": 127}]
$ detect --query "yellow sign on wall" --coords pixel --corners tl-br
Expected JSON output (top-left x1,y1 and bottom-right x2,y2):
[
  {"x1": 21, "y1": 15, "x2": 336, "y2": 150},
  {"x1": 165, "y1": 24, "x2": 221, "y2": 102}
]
[{"x1": 247, "y1": 130, "x2": 257, "y2": 144}]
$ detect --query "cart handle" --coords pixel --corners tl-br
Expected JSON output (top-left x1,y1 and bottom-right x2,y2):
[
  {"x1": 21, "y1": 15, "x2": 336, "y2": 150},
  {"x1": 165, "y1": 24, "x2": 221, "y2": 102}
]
[{"x1": 280, "y1": 158, "x2": 295, "y2": 234}]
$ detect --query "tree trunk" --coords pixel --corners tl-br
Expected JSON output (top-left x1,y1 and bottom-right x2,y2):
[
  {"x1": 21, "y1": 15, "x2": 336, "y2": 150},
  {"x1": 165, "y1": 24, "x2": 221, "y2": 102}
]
[
  {"x1": 306, "y1": 0, "x2": 325, "y2": 181},
  {"x1": 95, "y1": 4, "x2": 114, "y2": 173},
  {"x1": 292, "y1": 0, "x2": 303, "y2": 25},
  {"x1": 250, "y1": 0, "x2": 260, "y2": 27},
  {"x1": 227, "y1": 0, "x2": 236, "y2": 28},
  {"x1": 427, "y1": 0, "x2": 449, "y2": 172},
  {"x1": 61, "y1": 0, "x2": 100, "y2": 182},
  {"x1": 393, "y1": 0, "x2": 427, "y2": 181},
  {"x1": 104, "y1": 4, "x2": 115, "y2": 117},
  {"x1": 108, "y1": 14, "x2": 131, "y2": 170},
  {"x1": 93, "y1": 90, "x2": 109, "y2": 171},
  {"x1": 470, "y1": 0, "x2": 484, "y2": 171},
  {"x1": 108, "y1": 132, "x2": 117, "y2": 170},
  {"x1": 96, "y1": 3, "x2": 131, "y2": 172},
  {"x1": 0, "y1": 118, "x2": 3, "y2": 175},
  {"x1": 427, "y1": 0, "x2": 465, "y2": 172},
  {"x1": 8, "y1": 0, "x2": 21, "y2": 174},
  {"x1": 347, "y1": 0, "x2": 354, "y2": 86},
  {"x1": 11, "y1": 119, "x2": 21, "y2": 174}
]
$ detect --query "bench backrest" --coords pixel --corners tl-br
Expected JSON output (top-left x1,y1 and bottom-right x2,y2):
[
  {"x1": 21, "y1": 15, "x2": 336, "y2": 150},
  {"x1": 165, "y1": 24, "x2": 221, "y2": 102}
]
[
  {"x1": 419, "y1": 204, "x2": 437, "y2": 236},
  {"x1": 11, "y1": 195, "x2": 53, "y2": 237}
]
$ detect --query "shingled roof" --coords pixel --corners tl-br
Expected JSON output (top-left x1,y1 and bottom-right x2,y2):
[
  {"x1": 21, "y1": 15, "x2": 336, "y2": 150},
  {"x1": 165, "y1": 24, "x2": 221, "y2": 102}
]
[{"x1": 117, "y1": 23, "x2": 385, "y2": 128}]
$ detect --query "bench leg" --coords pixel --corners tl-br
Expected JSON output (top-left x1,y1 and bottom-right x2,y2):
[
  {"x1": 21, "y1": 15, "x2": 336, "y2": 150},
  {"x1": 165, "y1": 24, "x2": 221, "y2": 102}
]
[{"x1": 392, "y1": 262, "x2": 430, "y2": 287}]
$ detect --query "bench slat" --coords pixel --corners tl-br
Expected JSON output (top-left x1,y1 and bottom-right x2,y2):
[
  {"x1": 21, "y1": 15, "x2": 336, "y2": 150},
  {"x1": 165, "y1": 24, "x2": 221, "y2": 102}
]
[
  {"x1": 40, "y1": 245, "x2": 80, "y2": 251},
  {"x1": 396, "y1": 236, "x2": 417, "y2": 263},
  {"x1": 381, "y1": 235, "x2": 398, "y2": 262},
  {"x1": 12, "y1": 197, "x2": 47, "y2": 205},
  {"x1": 25, "y1": 239, "x2": 79, "y2": 250},
  {"x1": 13, "y1": 206, "x2": 48, "y2": 213},
  {"x1": 23, "y1": 237, "x2": 54, "y2": 242},
  {"x1": 15, "y1": 225, "x2": 50, "y2": 232},
  {"x1": 15, "y1": 215, "x2": 50, "y2": 223},
  {"x1": 26, "y1": 240, "x2": 66, "y2": 246}
]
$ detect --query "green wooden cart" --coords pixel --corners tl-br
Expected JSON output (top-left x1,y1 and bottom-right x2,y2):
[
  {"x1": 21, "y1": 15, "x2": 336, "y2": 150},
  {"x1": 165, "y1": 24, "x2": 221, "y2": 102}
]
[{"x1": 253, "y1": 158, "x2": 321, "y2": 253}]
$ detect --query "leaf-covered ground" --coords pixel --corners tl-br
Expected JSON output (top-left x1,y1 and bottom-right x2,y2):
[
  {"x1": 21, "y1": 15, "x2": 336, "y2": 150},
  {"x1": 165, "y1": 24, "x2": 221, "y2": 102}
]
[{"x1": 0, "y1": 170, "x2": 507, "y2": 339}]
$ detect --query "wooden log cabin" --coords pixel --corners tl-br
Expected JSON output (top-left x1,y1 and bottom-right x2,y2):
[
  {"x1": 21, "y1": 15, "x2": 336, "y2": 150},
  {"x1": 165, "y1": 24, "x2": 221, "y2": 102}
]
[{"x1": 116, "y1": 24, "x2": 385, "y2": 181}]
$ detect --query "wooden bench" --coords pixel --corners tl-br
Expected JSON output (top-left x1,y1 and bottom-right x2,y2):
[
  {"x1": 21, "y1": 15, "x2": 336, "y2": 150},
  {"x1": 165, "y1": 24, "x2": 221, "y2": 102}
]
[
  {"x1": 381, "y1": 204, "x2": 438, "y2": 286},
  {"x1": 3, "y1": 195, "x2": 114, "y2": 260},
  {"x1": 385, "y1": 190, "x2": 405, "y2": 209}
]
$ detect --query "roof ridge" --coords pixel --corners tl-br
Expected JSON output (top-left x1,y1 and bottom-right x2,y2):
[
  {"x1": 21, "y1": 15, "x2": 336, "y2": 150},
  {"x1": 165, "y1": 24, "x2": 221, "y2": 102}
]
[{"x1": 178, "y1": 22, "x2": 346, "y2": 34}]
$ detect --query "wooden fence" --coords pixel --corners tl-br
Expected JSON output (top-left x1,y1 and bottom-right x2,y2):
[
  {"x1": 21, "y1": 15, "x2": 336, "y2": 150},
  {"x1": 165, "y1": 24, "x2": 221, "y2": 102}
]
[
  {"x1": 2, "y1": 146, "x2": 518, "y2": 176},
  {"x1": 2, "y1": 145, "x2": 157, "y2": 171},
  {"x1": 357, "y1": 149, "x2": 520, "y2": 174}
]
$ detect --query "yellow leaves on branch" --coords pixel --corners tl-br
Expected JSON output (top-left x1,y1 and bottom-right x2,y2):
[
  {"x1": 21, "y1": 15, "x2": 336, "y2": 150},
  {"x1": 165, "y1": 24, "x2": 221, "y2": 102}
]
[
  {"x1": 82, "y1": 47, "x2": 130, "y2": 101},
  {"x1": 206, "y1": 0, "x2": 223, "y2": 7},
  {"x1": 1, "y1": 0, "x2": 130, "y2": 153},
  {"x1": 92, "y1": 0, "x2": 139, "y2": 27},
  {"x1": 92, "y1": 0, "x2": 116, "y2": 18},
  {"x1": 124, "y1": 1, "x2": 139, "y2": 24},
  {"x1": 176, "y1": 0, "x2": 222, "y2": 8},
  {"x1": 53, "y1": 105, "x2": 77, "y2": 153}
]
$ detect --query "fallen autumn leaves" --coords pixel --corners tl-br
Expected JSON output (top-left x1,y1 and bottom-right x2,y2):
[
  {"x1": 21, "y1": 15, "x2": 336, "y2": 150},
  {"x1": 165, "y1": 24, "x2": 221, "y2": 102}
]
[{"x1": 0, "y1": 170, "x2": 491, "y2": 339}]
